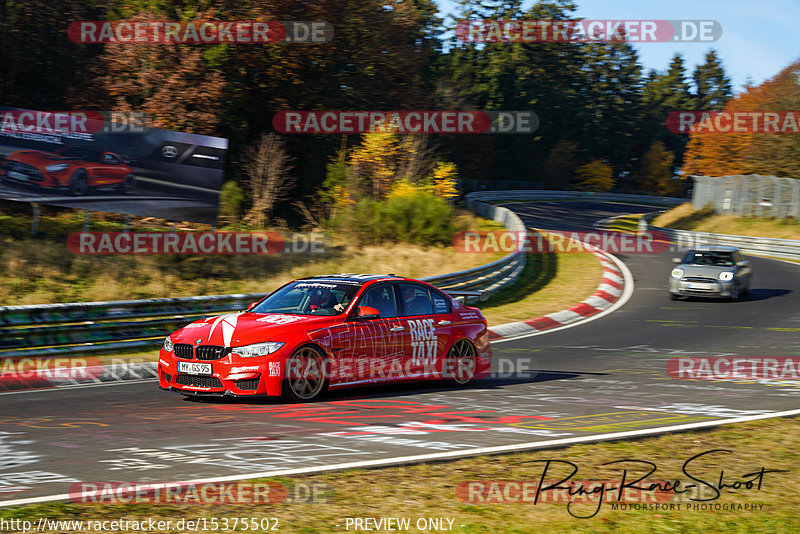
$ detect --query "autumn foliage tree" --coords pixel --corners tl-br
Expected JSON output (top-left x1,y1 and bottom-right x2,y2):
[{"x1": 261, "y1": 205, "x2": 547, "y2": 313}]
[{"x1": 683, "y1": 59, "x2": 800, "y2": 178}]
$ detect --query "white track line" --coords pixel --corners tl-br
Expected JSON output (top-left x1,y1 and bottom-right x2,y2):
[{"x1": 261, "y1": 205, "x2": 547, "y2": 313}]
[{"x1": 4, "y1": 407, "x2": 799, "y2": 508}]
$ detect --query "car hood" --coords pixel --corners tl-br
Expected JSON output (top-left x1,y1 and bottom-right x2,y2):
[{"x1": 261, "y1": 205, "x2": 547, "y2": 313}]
[
  {"x1": 677, "y1": 264, "x2": 733, "y2": 278},
  {"x1": 7, "y1": 150, "x2": 81, "y2": 166},
  {"x1": 169, "y1": 312, "x2": 339, "y2": 348}
]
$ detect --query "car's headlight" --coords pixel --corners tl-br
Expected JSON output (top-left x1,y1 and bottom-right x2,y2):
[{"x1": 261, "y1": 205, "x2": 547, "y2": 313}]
[
  {"x1": 232, "y1": 342, "x2": 284, "y2": 358},
  {"x1": 719, "y1": 272, "x2": 734, "y2": 281},
  {"x1": 163, "y1": 336, "x2": 174, "y2": 352},
  {"x1": 45, "y1": 163, "x2": 69, "y2": 172},
  {"x1": 671, "y1": 268, "x2": 684, "y2": 278}
]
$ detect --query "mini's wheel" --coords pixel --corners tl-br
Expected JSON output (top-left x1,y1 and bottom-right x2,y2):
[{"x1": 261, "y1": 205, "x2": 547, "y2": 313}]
[
  {"x1": 444, "y1": 339, "x2": 477, "y2": 386},
  {"x1": 729, "y1": 285, "x2": 740, "y2": 302},
  {"x1": 70, "y1": 169, "x2": 88, "y2": 195},
  {"x1": 283, "y1": 345, "x2": 329, "y2": 402},
  {"x1": 669, "y1": 293, "x2": 679, "y2": 301}
]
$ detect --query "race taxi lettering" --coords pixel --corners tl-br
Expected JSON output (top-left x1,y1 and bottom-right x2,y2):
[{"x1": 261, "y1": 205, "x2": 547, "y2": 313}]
[
  {"x1": 408, "y1": 319, "x2": 437, "y2": 366},
  {"x1": 269, "y1": 362, "x2": 281, "y2": 377}
]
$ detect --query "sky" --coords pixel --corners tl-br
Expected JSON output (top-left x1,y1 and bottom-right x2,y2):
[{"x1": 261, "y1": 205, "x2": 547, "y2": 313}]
[{"x1": 435, "y1": 0, "x2": 800, "y2": 93}]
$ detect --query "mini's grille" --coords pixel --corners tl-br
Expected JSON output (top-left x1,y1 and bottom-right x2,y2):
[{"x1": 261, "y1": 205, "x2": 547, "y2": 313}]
[
  {"x1": 684, "y1": 277, "x2": 716, "y2": 283},
  {"x1": 235, "y1": 377, "x2": 260, "y2": 390},
  {"x1": 175, "y1": 374, "x2": 222, "y2": 388},
  {"x1": 196, "y1": 345, "x2": 228, "y2": 361},
  {"x1": 174, "y1": 344, "x2": 194, "y2": 359}
]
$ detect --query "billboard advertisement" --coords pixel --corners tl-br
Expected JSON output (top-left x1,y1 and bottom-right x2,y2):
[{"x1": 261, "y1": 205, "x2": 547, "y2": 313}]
[{"x1": 0, "y1": 106, "x2": 227, "y2": 224}]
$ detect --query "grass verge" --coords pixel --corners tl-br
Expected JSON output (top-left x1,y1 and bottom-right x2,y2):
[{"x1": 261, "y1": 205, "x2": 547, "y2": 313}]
[
  {"x1": 3, "y1": 415, "x2": 797, "y2": 532},
  {"x1": 653, "y1": 203, "x2": 800, "y2": 240},
  {"x1": 478, "y1": 230, "x2": 604, "y2": 325}
]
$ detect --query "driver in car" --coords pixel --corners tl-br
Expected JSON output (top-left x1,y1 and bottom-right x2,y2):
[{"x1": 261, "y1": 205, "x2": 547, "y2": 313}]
[{"x1": 308, "y1": 288, "x2": 345, "y2": 314}]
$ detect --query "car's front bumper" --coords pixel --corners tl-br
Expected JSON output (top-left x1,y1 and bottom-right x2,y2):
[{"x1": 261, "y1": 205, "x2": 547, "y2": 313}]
[
  {"x1": 157, "y1": 350, "x2": 285, "y2": 397},
  {"x1": 669, "y1": 277, "x2": 734, "y2": 298}
]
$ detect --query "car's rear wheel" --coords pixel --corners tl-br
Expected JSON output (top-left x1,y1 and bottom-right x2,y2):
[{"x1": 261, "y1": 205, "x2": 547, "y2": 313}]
[
  {"x1": 444, "y1": 339, "x2": 477, "y2": 386},
  {"x1": 69, "y1": 169, "x2": 88, "y2": 195},
  {"x1": 283, "y1": 345, "x2": 329, "y2": 402},
  {"x1": 119, "y1": 174, "x2": 135, "y2": 194}
]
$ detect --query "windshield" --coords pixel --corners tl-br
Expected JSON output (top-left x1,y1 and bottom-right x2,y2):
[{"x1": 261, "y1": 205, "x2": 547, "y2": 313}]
[
  {"x1": 251, "y1": 281, "x2": 360, "y2": 316},
  {"x1": 683, "y1": 251, "x2": 735, "y2": 266}
]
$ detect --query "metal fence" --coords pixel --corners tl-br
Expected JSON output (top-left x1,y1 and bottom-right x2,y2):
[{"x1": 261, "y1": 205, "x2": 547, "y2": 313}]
[{"x1": 691, "y1": 175, "x2": 800, "y2": 219}]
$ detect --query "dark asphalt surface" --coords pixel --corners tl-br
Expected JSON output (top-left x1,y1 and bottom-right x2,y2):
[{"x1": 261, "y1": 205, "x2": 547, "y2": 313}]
[{"x1": 2, "y1": 201, "x2": 799, "y2": 505}]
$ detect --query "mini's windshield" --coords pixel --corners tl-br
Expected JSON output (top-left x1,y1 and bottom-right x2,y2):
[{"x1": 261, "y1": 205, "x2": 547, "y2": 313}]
[
  {"x1": 683, "y1": 251, "x2": 735, "y2": 266},
  {"x1": 251, "y1": 281, "x2": 360, "y2": 316}
]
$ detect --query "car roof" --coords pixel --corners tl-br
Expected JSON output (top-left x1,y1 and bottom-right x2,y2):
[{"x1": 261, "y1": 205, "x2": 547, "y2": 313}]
[
  {"x1": 688, "y1": 246, "x2": 739, "y2": 253},
  {"x1": 297, "y1": 273, "x2": 408, "y2": 285}
]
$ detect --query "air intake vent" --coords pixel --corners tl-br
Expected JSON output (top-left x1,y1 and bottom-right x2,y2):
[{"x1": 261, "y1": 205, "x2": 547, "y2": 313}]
[
  {"x1": 235, "y1": 377, "x2": 260, "y2": 390},
  {"x1": 175, "y1": 375, "x2": 222, "y2": 388}
]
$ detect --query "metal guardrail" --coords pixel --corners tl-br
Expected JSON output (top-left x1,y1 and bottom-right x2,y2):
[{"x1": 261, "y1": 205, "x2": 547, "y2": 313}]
[
  {"x1": 466, "y1": 190, "x2": 686, "y2": 207},
  {"x1": 642, "y1": 212, "x2": 800, "y2": 261},
  {"x1": 1, "y1": 203, "x2": 528, "y2": 359}
]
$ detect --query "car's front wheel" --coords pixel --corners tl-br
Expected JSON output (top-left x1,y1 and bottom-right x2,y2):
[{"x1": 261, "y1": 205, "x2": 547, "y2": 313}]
[
  {"x1": 283, "y1": 345, "x2": 329, "y2": 402},
  {"x1": 444, "y1": 339, "x2": 477, "y2": 386},
  {"x1": 69, "y1": 169, "x2": 89, "y2": 195},
  {"x1": 729, "y1": 285, "x2": 740, "y2": 302}
]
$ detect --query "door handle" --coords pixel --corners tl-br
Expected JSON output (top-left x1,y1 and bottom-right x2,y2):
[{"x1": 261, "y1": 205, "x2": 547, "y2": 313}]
[
  {"x1": 437, "y1": 320, "x2": 451, "y2": 326},
  {"x1": 390, "y1": 326, "x2": 405, "y2": 332}
]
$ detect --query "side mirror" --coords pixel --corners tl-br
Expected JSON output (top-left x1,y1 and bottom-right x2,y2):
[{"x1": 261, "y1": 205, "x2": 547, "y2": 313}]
[
  {"x1": 247, "y1": 300, "x2": 259, "y2": 311},
  {"x1": 357, "y1": 306, "x2": 380, "y2": 320},
  {"x1": 672, "y1": 258, "x2": 682, "y2": 264}
]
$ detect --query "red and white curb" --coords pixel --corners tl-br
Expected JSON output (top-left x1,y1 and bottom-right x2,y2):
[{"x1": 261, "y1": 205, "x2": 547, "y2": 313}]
[{"x1": 487, "y1": 245, "x2": 632, "y2": 341}]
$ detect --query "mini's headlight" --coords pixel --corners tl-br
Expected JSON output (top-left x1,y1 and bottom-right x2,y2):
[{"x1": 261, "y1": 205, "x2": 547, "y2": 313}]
[
  {"x1": 719, "y1": 272, "x2": 734, "y2": 281},
  {"x1": 671, "y1": 268, "x2": 684, "y2": 278},
  {"x1": 45, "y1": 163, "x2": 69, "y2": 172},
  {"x1": 232, "y1": 342, "x2": 284, "y2": 358},
  {"x1": 163, "y1": 336, "x2": 174, "y2": 352}
]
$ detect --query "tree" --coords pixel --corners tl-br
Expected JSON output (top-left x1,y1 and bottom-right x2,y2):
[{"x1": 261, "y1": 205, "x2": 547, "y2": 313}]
[
  {"x1": 241, "y1": 133, "x2": 296, "y2": 228},
  {"x1": 636, "y1": 141, "x2": 676, "y2": 195},
  {"x1": 575, "y1": 160, "x2": 614, "y2": 191},
  {"x1": 693, "y1": 49, "x2": 733, "y2": 110}
]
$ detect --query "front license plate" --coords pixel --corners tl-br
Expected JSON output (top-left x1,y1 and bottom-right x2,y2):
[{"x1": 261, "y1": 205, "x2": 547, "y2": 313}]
[
  {"x1": 687, "y1": 283, "x2": 711, "y2": 290},
  {"x1": 8, "y1": 170, "x2": 28, "y2": 181},
  {"x1": 177, "y1": 361, "x2": 212, "y2": 375}
]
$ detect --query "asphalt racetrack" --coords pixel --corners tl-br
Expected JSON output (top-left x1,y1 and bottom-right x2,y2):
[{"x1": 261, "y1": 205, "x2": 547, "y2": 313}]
[{"x1": 2, "y1": 201, "x2": 798, "y2": 505}]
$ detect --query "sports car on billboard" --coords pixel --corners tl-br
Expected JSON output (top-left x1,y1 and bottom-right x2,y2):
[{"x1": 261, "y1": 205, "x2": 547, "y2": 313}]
[
  {"x1": 0, "y1": 146, "x2": 134, "y2": 195},
  {"x1": 158, "y1": 274, "x2": 492, "y2": 402}
]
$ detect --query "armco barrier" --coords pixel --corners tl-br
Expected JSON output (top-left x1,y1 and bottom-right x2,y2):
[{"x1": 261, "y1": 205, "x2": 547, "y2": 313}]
[
  {"x1": 0, "y1": 207, "x2": 528, "y2": 359},
  {"x1": 642, "y1": 212, "x2": 800, "y2": 261}
]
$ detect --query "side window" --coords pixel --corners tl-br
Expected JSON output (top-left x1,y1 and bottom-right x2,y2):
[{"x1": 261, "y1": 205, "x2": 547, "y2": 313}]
[
  {"x1": 358, "y1": 285, "x2": 398, "y2": 318},
  {"x1": 398, "y1": 283, "x2": 433, "y2": 316},
  {"x1": 104, "y1": 154, "x2": 120, "y2": 164},
  {"x1": 430, "y1": 290, "x2": 451, "y2": 315}
]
